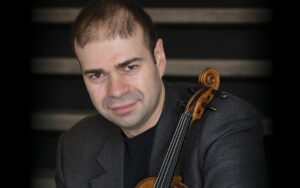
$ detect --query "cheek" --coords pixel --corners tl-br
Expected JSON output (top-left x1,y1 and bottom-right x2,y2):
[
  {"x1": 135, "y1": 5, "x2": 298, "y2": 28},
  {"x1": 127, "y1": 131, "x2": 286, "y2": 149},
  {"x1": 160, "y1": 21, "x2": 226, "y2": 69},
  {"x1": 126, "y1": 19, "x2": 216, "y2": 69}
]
[
  {"x1": 85, "y1": 84, "x2": 106, "y2": 109},
  {"x1": 132, "y1": 68, "x2": 154, "y2": 89},
  {"x1": 133, "y1": 67, "x2": 161, "y2": 98}
]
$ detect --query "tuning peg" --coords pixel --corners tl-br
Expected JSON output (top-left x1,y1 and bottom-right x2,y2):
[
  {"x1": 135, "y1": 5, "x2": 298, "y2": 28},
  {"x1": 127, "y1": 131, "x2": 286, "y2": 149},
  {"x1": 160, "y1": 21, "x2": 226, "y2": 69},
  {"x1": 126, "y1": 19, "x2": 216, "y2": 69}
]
[
  {"x1": 208, "y1": 105, "x2": 217, "y2": 111},
  {"x1": 220, "y1": 91, "x2": 228, "y2": 98},
  {"x1": 202, "y1": 103, "x2": 217, "y2": 111}
]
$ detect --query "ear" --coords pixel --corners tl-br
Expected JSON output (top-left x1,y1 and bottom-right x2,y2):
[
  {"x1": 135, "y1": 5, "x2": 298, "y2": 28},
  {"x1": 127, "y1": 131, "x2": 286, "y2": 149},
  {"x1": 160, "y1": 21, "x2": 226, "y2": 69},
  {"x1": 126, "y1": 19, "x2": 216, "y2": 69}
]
[{"x1": 154, "y1": 38, "x2": 167, "y2": 78}]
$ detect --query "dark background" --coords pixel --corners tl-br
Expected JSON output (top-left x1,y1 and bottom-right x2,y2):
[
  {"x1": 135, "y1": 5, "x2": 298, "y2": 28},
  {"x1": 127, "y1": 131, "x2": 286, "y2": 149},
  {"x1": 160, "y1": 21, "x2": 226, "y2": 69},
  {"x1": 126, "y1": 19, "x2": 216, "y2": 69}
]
[{"x1": 27, "y1": 0, "x2": 282, "y2": 187}]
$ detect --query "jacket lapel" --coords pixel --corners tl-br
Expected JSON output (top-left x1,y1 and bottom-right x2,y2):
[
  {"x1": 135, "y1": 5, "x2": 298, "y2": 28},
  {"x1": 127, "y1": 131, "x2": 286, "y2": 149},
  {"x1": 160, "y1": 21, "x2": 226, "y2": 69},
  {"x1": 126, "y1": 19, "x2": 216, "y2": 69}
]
[{"x1": 90, "y1": 129, "x2": 125, "y2": 188}]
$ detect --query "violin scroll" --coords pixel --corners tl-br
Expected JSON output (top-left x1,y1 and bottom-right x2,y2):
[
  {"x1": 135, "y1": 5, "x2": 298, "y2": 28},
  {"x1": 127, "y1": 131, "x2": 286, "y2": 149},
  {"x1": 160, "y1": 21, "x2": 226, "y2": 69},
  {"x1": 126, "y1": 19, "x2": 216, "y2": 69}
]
[
  {"x1": 198, "y1": 68, "x2": 220, "y2": 90},
  {"x1": 186, "y1": 68, "x2": 220, "y2": 122}
]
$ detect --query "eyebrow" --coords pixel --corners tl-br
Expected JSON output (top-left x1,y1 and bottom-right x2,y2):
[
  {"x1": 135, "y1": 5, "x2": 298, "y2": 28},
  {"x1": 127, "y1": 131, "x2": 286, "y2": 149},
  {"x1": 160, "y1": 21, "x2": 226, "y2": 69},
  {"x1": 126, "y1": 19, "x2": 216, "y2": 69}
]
[
  {"x1": 116, "y1": 57, "x2": 143, "y2": 69},
  {"x1": 83, "y1": 57, "x2": 143, "y2": 76},
  {"x1": 83, "y1": 68, "x2": 104, "y2": 76}
]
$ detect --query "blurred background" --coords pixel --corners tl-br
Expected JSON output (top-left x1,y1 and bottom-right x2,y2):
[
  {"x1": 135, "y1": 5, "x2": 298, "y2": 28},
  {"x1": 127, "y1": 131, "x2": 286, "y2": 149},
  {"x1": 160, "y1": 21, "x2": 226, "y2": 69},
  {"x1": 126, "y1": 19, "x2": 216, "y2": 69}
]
[{"x1": 29, "y1": 0, "x2": 274, "y2": 187}]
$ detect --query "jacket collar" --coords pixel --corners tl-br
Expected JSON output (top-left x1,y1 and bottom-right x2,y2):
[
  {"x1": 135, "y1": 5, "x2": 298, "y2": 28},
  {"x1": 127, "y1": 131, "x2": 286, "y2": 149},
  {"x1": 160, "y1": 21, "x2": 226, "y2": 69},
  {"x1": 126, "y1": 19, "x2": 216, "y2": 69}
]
[{"x1": 90, "y1": 126, "x2": 125, "y2": 188}]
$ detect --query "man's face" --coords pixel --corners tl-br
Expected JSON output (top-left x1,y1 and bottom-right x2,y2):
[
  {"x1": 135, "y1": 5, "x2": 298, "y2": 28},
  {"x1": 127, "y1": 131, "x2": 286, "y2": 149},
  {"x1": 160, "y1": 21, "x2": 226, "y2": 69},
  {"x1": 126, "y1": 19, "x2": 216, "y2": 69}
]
[{"x1": 75, "y1": 27, "x2": 166, "y2": 137}]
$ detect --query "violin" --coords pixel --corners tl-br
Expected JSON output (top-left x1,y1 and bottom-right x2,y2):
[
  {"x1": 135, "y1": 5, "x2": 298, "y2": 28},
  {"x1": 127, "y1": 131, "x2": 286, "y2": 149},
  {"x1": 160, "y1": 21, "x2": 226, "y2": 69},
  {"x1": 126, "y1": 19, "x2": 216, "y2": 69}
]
[{"x1": 135, "y1": 68, "x2": 220, "y2": 188}]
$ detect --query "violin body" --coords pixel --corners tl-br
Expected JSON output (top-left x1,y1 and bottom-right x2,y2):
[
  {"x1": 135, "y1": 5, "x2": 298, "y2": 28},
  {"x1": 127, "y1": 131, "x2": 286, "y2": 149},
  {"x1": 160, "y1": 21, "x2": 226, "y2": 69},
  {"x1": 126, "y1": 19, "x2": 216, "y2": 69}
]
[{"x1": 135, "y1": 175, "x2": 187, "y2": 188}]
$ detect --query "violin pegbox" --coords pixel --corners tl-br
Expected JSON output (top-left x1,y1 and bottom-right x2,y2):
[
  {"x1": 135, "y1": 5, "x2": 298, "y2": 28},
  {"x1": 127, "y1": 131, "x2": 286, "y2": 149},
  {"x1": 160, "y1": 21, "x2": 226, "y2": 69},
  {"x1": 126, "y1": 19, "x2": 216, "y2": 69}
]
[{"x1": 187, "y1": 68, "x2": 220, "y2": 123}]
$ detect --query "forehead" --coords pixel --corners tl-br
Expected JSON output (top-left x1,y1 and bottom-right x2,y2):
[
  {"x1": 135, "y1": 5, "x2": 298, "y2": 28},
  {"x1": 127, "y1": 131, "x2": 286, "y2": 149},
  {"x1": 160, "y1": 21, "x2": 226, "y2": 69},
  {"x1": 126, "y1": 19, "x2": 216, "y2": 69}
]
[
  {"x1": 76, "y1": 24, "x2": 148, "y2": 51},
  {"x1": 76, "y1": 22, "x2": 149, "y2": 48},
  {"x1": 74, "y1": 26, "x2": 151, "y2": 68}
]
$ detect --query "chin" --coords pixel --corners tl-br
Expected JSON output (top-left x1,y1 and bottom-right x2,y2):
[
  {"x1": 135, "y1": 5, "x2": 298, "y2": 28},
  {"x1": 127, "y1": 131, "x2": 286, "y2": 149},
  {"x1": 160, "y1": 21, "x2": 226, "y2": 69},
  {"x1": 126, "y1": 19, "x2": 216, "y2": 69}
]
[
  {"x1": 101, "y1": 108, "x2": 145, "y2": 129},
  {"x1": 116, "y1": 120, "x2": 139, "y2": 129}
]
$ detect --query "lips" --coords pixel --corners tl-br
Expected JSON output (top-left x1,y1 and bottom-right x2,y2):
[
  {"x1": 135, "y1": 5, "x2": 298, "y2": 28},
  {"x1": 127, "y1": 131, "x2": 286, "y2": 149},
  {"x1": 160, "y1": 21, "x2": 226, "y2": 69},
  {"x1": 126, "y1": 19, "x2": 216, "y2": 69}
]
[{"x1": 110, "y1": 101, "x2": 137, "y2": 115}]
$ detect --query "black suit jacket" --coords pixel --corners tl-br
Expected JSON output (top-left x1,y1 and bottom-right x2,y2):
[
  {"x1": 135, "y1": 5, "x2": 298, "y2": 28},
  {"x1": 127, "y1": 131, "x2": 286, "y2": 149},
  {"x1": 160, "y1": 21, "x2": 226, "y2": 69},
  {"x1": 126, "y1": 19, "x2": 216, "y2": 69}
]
[{"x1": 55, "y1": 81, "x2": 268, "y2": 188}]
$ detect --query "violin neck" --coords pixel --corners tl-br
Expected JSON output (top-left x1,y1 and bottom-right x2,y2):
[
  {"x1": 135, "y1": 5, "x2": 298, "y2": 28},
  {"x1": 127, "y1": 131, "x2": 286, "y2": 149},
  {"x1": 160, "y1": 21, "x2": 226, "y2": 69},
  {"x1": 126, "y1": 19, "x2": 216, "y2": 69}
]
[{"x1": 154, "y1": 113, "x2": 192, "y2": 188}]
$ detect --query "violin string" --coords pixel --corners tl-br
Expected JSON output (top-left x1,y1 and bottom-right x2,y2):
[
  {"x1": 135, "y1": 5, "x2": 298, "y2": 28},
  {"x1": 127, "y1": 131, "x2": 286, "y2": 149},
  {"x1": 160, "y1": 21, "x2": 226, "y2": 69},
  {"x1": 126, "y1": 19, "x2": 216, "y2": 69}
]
[
  {"x1": 155, "y1": 106, "x2": 194, "y2": 187},
  {"x1": 160, "y1": 119, "x2": 187, "y2": 187},
  {"x1": 156, "y1": 87, "x2": 216, "y2": 187},
  {"x1": 156, "y1": 107, "x2": 194, "y2": 187},
  {"x1": 185, "y1": 104, "x2": 195, "y2": 117},
  {"x1": 164, "y1": 114, "x2": 192, "y2": 186},
  {"x1": 159, "y1": 114, "x2": 191, "y2": 187},
  {"x1": 155, "y1": 108, "x2": 193, "y2": 187},
  {"x1": 155, "y1": 113, "x2": 188, "y2": 187},
  {"x1": 155, "y1": 113, "x2": 187, "y2": 187},
  {"x1": 155, "y1": 115, "x2": 187, "y2": 188}
]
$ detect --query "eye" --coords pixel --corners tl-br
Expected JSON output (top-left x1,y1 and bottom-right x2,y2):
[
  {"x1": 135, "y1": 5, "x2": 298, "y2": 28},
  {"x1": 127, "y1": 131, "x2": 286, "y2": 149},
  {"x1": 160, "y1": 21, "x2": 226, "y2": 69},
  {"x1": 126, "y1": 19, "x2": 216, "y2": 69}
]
[
  {"x1": 89, "y1": 72, "x2": 103, "y2": 79},
  {"x1": 124, "y1": 65, "x2": 137, "y2": 72}
]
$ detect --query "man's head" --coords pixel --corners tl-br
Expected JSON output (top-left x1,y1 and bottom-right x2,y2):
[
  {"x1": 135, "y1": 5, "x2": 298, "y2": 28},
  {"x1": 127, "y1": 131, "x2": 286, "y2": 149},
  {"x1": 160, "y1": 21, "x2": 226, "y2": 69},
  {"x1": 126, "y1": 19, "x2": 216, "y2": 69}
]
[
  {"x1": 72, "y1": 0, "x2": 167, "y2": 138},
  {"x1": 71, "y1": 0, "x2": 157, "y2": 56}
]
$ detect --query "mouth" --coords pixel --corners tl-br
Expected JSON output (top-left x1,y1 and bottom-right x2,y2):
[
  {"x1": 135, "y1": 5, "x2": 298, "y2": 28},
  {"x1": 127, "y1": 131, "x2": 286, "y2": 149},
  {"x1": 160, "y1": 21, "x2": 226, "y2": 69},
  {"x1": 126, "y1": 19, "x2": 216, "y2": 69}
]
[{"x1": 109, "y1": 101, "x2": 137, "y2": 115}]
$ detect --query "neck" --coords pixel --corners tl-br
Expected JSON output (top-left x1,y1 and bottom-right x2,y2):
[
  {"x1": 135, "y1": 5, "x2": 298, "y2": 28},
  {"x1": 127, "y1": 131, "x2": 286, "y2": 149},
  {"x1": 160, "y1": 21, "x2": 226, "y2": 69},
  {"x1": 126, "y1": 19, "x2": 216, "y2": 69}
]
[{"x1": 122, "y1": 83, "x2": 165, "y2": 138}]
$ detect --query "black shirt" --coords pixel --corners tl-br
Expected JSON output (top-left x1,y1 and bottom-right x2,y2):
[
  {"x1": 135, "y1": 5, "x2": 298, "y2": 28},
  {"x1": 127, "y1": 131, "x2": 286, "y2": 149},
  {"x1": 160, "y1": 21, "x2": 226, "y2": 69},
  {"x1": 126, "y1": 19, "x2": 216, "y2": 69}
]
[{"x1": 123, "y1": 126, "x2": 156, "y2": 188}]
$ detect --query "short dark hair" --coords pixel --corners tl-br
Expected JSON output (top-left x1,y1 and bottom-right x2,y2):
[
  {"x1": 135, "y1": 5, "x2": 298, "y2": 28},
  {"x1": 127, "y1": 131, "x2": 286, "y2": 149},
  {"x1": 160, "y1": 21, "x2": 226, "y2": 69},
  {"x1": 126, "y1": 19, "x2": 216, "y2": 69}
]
[{"x1": 71, "y1": 0, "x2": 157, "y2": 53}]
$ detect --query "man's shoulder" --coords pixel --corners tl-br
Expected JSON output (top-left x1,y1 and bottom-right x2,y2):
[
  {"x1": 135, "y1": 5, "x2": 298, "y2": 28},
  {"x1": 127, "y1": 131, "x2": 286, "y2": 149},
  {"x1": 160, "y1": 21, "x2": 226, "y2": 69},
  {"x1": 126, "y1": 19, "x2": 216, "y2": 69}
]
[
  {"x1": 166, "y1": 81, "x2": 262, "y2": 132},
  {"x1": 212, "y1": 91, "x2": 260, "y2": 121},
  {"x1": 165, "y1": 81, "x2": 259, "y2": 116},
  {"x1": 166, "y1": 81, "x2": 259, "y2": 115},
  {"x1": 193, "y1": 90, "x2": 263, "y2": 140},
  {"x1": 62, "y1": 113, "x2": 121, "y2": 143}
]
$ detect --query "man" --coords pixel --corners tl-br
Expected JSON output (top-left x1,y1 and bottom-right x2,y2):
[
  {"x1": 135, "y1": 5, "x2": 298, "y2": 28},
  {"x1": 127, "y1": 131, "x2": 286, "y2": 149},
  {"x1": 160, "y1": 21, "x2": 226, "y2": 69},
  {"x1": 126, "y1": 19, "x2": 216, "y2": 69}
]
[{"x1": 55, "y1": 0, "x2": 268, "y2": 187}]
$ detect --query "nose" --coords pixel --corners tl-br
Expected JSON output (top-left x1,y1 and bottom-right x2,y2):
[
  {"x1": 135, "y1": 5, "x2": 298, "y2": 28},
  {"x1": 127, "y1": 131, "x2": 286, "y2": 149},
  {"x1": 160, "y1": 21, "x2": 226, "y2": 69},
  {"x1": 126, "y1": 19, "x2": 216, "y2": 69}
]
[{"x1": 107, "y1": 74, "x2": 129, "y2": 98}]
